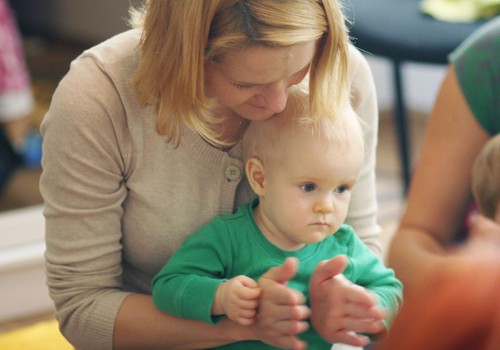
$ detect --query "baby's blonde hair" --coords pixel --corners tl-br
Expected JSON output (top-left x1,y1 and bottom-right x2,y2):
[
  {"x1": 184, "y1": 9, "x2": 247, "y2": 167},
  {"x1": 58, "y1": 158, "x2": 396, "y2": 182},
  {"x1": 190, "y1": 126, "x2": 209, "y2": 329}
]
[
  {"x1": 243, "y1": 87, "x2": 364, "y2": 167},
  {"x1": 472, "y1": 135, "x2": 500, "y2": 220},
  {"x1": 130, "y1": 0, "x2": 350, "y2": 148}
]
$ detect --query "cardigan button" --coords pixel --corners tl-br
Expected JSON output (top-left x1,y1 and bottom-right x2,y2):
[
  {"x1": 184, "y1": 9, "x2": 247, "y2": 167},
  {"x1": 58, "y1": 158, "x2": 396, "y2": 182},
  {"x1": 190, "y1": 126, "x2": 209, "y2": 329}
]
[{"x1": 225, "y1": 165, "x2": 242, "y2": 181}]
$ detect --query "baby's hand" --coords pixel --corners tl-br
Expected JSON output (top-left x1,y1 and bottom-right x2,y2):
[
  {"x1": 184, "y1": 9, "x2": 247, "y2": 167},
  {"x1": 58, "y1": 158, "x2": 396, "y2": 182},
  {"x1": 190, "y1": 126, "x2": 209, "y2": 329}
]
[
  {"x1": 310, "y1": 255, "x2": 386, "y2": 346},
  {"x1": 213, "y1": 275, "x2": 261, "y2": 325}
]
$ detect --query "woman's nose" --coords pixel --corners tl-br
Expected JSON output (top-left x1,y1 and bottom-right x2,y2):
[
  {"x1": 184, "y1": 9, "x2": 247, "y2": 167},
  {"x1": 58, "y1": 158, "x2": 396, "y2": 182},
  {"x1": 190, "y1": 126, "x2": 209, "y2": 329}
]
[{"x1": 263, "y1": 81, "x2": 288, "y2": 114}]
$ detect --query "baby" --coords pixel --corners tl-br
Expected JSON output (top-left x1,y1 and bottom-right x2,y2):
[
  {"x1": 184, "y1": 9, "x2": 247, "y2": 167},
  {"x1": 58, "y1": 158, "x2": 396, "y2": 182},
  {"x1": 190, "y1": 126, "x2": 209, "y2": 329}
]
[{"x1": 152, "y1": 90, "x2": 402, "y2": 349}]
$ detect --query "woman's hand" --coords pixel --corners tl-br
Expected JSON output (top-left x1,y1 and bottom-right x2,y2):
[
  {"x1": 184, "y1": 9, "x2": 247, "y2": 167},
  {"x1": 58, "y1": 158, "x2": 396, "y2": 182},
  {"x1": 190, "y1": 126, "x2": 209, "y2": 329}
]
[
  {"x1": 253, "y1": 257, "x2": 310, "y2": 350},
  {"x1": 309, "y1": 255, "x2": 386, "y2": 347}
]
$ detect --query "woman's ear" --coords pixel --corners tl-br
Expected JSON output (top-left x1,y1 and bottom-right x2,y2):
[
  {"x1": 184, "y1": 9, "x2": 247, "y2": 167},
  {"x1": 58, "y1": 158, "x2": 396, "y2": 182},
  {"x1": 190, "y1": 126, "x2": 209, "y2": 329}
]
[{"x1": 246, "y1": 157, "x2": 266, "y2": 196}]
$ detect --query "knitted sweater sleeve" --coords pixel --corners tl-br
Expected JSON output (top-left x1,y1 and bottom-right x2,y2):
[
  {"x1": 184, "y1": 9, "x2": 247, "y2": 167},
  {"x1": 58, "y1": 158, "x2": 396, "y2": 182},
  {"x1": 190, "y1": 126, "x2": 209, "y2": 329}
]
[
  {"x1": 346, "y1": 44, "x2": 383, "y2": 257},
  {"x1": 40, "y1": 51, "x2": 131, "y2": 350},
  {"x1": 152, "y1": 218, "x2": 230, "y2": 325}
]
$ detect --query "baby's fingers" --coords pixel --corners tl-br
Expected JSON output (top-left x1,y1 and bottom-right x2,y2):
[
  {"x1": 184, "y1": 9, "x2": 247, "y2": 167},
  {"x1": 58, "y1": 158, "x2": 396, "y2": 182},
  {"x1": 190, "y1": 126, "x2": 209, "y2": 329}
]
[
  {"x1": 237, "y1": 275, "x2": 259, "y2": 288},
  {"x1": 238, "y1": 297, "x2": 259, "y2": 312},
  {"x1": 241, "y1": 285, "x2": 261, "y2": 299},
  {"x1": 235, "y1": 277, "x2": 261, "y2": 300}
]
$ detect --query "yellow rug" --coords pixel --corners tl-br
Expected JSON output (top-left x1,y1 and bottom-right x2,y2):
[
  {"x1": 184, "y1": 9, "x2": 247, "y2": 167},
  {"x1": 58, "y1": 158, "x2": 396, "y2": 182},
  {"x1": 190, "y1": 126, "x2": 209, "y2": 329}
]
[{"x1": 0, "y1": 320, "x2": 72, "y2": 350}]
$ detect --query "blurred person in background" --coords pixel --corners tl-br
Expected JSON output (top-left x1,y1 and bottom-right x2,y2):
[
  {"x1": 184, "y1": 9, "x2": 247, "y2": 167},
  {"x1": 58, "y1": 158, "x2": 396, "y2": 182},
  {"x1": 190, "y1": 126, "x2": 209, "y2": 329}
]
[{"x1": 0, "y1": 0, "x2": 42, "y2": 193}]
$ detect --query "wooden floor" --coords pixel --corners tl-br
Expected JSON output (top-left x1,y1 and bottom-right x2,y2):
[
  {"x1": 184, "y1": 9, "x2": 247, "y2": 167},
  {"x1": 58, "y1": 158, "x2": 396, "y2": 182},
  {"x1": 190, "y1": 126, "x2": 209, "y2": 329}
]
[{"x1": 0, "y1": 311, "x2": 54, "y2": 335}]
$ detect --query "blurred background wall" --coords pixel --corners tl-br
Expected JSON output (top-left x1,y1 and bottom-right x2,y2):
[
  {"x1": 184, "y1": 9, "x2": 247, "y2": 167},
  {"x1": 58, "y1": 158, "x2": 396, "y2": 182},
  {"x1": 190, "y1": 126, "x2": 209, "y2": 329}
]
[{"x1": 9, "y1": 0, "x2": 446, "y2": 117}]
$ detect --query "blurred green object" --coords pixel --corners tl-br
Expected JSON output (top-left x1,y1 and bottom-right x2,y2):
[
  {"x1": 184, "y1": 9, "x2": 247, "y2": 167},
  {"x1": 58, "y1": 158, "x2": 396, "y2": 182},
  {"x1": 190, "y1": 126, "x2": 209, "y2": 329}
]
[{"x1": 421, "y1": 0, "x2": 500, "y2": 23}]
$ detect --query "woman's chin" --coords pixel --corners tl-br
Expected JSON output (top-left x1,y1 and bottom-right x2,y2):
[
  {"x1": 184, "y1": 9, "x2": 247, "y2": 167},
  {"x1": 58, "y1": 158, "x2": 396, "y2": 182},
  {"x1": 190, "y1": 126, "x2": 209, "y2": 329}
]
[{"x1": 237, "y1": 106, "x2": 276, "y2": 121}]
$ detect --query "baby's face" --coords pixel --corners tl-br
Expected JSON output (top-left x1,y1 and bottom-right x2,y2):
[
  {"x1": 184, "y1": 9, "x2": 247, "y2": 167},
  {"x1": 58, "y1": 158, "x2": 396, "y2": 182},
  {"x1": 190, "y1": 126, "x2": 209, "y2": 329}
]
[{"x1": 256, "y1": 131, "x2": 364, "y2": 251}]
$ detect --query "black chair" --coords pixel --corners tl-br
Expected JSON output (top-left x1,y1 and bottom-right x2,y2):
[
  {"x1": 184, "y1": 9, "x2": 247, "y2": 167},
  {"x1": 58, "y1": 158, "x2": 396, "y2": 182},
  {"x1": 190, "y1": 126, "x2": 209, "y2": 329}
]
[{"x1": 344, "y1": 0, "x2": 487, "y2": 192}]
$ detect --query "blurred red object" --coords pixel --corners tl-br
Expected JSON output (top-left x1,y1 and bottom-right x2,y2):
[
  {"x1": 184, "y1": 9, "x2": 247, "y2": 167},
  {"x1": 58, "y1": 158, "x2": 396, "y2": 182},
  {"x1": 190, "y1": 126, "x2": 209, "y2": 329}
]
[{"x1": 376, "y1": 242, "x2": 500, "y2": 350}]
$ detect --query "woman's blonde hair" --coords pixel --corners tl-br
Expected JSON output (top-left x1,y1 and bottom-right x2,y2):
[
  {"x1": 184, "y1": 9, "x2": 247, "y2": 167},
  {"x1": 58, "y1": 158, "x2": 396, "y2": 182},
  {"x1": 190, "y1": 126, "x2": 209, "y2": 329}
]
[
  {"x1": 131, "y1": 0, "x2": 350, "y2": 147},
  {"x1": 472, "y1": 135, "x2": 500, "y2": 220}
]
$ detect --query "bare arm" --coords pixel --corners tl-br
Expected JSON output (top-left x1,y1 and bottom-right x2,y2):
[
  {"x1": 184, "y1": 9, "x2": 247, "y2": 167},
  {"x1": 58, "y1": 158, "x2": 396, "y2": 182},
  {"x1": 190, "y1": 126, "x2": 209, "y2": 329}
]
[
  {"x1": 388, "y1": 66, "x2": 490, "y2": 291},
  {"x1": 114, "y1": 293, "x2": 255, "y2": 350},
  {"x1": 114, "y1": 263, "x2": 308, "y2": 350},
  {"x1": 379, "y1": 241, "x2": 500, "y2": 350}
]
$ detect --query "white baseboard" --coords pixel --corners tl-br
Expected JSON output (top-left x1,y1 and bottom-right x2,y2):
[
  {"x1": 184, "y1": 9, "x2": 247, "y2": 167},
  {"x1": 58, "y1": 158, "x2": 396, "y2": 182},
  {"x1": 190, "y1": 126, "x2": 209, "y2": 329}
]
[{"x1": 0, "y1": 205, "x2": 54, "y2": 322}]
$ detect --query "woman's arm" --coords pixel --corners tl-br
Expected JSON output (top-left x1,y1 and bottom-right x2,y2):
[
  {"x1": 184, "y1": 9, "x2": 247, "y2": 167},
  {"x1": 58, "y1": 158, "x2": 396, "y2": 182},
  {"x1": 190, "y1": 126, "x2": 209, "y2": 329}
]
[
  {"x1": 388, "y1": 66, "x2": 490, "y2": 290},
  {"x1": 114, "y1": 261, "x2": 309, "y2": 350},
  {"x1": 379, "y1": 241, "x2": 500, "y2": 350},
  {"x1": 115, "y1": 264, "x2": 311, "y2": 350},
  {"x1": 114, "y1": 294, "x2": 253, "y2": 350}
]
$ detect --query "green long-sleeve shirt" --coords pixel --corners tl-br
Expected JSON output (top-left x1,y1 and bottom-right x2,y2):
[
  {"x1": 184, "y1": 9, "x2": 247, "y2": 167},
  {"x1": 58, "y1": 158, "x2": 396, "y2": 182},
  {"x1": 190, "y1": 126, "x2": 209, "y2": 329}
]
[{"x1": 152, "y1": 200, "x2": 402, "y2": 349}]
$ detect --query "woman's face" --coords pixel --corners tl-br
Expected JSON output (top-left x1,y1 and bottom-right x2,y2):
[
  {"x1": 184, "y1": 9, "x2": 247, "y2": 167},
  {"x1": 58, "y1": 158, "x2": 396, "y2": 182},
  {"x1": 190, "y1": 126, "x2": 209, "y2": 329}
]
[{"x1": 205, "y1": 41, "x2": 317, "y2": 121}]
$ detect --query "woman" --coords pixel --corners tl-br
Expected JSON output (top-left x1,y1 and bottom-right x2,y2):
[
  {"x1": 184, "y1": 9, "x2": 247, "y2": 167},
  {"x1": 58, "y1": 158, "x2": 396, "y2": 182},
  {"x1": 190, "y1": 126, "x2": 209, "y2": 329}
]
[
  {"x1": 40, "y1": 1, "x2": 381, "y2": 349},
  {"x1": 388, "y1": 17, "x2": 500, "y2": 291}
]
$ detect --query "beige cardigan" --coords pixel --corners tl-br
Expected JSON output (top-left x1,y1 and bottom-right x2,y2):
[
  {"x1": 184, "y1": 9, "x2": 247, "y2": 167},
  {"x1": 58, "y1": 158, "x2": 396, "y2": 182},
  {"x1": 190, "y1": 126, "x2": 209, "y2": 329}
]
[{"x1": 40, "y1": 29, "x2": 380, "y2": 350}]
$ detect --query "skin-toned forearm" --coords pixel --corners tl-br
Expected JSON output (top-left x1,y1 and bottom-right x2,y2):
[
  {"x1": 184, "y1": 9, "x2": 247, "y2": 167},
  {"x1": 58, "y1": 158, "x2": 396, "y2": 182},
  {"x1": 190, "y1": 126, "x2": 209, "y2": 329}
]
[
  {"x1": 388, "y1": 227, "x2": 448, "y2": 291},
  {"x1": 388, "y1": 66, "x2": 490, "y2": 292},
  {"x1": 113, "y1": 294, "x2": 254, "y2": 350}
]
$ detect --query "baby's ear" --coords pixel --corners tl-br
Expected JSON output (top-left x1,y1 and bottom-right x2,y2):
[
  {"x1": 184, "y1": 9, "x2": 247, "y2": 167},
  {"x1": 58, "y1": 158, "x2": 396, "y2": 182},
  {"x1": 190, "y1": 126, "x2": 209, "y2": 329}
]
[{"x1": 246, "y1": 157, "x2": 266, "y2": 196}]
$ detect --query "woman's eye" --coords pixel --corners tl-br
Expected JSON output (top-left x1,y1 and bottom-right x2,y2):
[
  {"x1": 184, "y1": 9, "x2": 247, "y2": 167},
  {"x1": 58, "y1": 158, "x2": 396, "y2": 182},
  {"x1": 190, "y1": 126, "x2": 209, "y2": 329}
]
[
  {"x1": 233, "y1": 83, "x2": 254, "y2": 90},
  {"x1": 301, "y1": 183, "x2": 316, "y2": 192}
]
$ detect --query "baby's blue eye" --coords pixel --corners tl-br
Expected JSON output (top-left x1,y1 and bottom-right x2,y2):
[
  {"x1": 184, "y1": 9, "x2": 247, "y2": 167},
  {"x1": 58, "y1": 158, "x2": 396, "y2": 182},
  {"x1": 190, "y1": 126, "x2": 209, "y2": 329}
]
[
  {"x1": 301, "y1": 183, "x2": 316, "y2": 192},
  {"x1": 335, "y1": 185, "x2": 349, "y2": 194}
]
